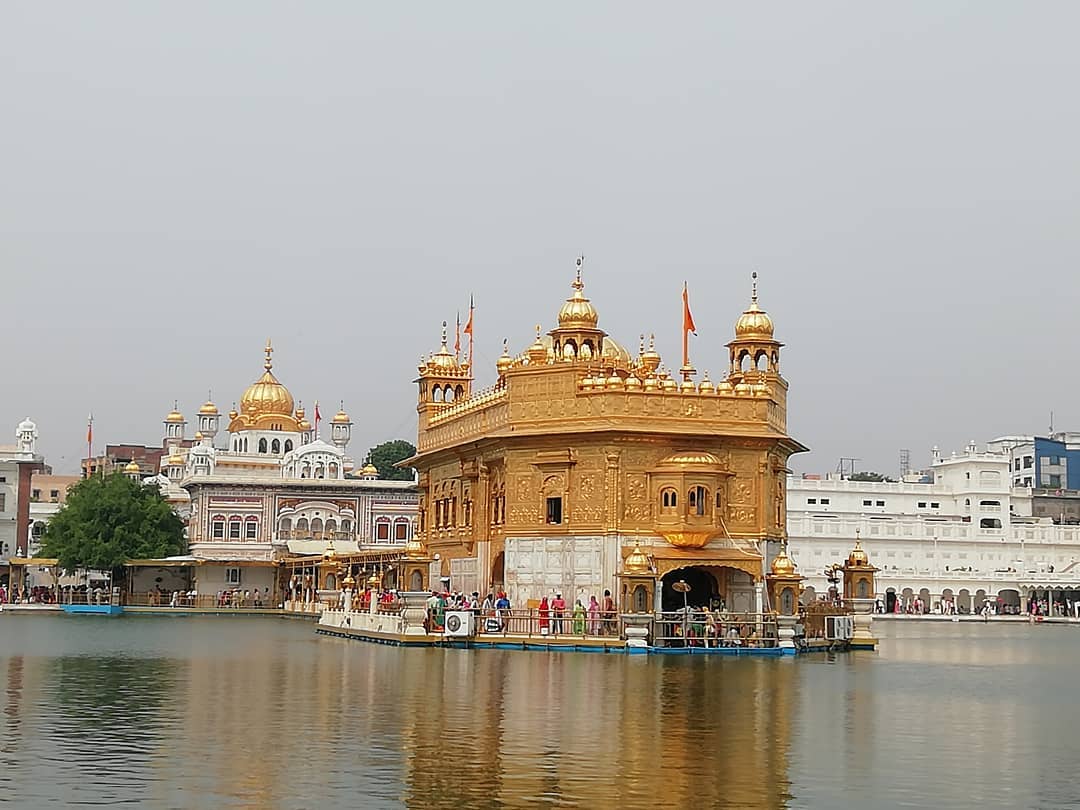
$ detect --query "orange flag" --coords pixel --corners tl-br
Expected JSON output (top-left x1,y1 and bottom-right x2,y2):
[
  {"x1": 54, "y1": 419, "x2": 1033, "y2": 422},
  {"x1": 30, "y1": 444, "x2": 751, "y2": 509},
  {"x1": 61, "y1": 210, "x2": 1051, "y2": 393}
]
[{"x1": 682, "y1": 283, "x2": 696, "y2": 335}]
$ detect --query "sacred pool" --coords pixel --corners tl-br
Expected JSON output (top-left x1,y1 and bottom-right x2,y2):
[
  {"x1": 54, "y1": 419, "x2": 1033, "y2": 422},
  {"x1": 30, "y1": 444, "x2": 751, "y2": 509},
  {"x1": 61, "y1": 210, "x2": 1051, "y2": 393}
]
[{"x1": 0, "y1": 615, "x2": 1073, "y2": 808}]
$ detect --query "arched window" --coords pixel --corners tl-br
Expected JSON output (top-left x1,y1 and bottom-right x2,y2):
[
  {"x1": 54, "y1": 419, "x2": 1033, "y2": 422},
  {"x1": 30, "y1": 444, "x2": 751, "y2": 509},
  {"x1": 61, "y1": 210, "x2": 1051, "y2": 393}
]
[
  {"x1": 661, "y1": 488, "x2": 678, "y2": 511},
  {"x1": 716, "y1": 491, "x2": 723, "y2": 510},
  {"x1": 689, "y1": 486, "x2": 708, "y2": 516},
  {"x1": 328, "y1": 463, "x2": 339, "y2": 478},
  {"x1": 280, "y1": 517, "x2": 292, "y2": 533},
  {"x1": 212, "y1": 516, "x2": 226, "y2": 539},
  {"x1": 271, "y1": 439, "x2": 280, "y2": 454},
  {"x1": 739, "y1": 351, "x2": 751, "y2": 373},
  {"x1": 284, "y1": 440, "x2": 293, "y2": 452},
  {"x1": 245, "y1": 518, "x2": 258, "y2": 540},
  {"x1": 32, "y1": 521, "x2": 46, "y2": 539},
  {"x1": 311, "y1": 517, "x2": 323, "y2": 534},
  {"x1": 755, "y1": 352, "x2": 768, "y2": 372},
  {"x1": 301, "y1": 464, "x2": 310, "y2": 479},
  {"x1": 228, "y1": 517, "x2": 242, "y2": 539},
  {"x1": 341, "y1": 518, "x2": 351, "y2": 534},
  {"x1": 325, "y1": 519, "x2": 337, "y2": 535},
  {"x1": 315, "y1": 465, "x2": 325, "y2": 479},
  {"x1": 258, "y1": 438, "x2": 268, "y2": 453},
  {"x1": 296, "y1": 517, "x2": 309, "y2": 533}
]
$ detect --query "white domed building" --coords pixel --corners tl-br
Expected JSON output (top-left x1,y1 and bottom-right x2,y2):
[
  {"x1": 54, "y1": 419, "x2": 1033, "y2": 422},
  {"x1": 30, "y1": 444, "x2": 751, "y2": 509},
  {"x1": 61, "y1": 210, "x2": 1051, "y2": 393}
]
[{"x1": 127, "y1": 341, "x2": 418, "y2": 603}]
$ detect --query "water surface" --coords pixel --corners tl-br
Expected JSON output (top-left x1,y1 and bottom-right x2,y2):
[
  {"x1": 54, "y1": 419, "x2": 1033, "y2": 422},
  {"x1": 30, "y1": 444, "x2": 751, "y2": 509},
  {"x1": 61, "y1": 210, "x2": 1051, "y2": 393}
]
[{"x1": 0, "y1": 615, "x2": 1075, "y2": 808}]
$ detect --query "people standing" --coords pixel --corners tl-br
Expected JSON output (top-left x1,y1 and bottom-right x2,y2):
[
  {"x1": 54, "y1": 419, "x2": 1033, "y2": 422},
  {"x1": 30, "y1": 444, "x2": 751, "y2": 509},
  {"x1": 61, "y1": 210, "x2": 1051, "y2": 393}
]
[
  {"x1": 572, "y1": 599, "x2": 586, "y2": 634},
  {"x1": 602, "y1": 589, "x2": 617, "y2": 636},
  {"x1": 495, "y1": 591, "x2": 511, "y2": 632},
  {"x1": 587, "y1": 596, "x2": 600, "y2": 636},
  {"x1": 551, "y1": 593, "x2": 566, "y2": 635},
  {"x1": 538, "y1": 596, "x2": 550, "y2": 635}
]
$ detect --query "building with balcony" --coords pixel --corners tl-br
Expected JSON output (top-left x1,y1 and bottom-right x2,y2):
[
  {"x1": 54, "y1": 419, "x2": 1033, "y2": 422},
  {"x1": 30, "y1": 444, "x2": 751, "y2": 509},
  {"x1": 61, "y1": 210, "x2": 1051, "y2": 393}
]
[
  {"x1": 124, "y1": 341, "x2": 418, "y2": 600},
  {"x1": 405, "y1": 259, "x2": 805, "y2": 611},
  {"x1": 787, "y1": 442, "x2": 1080, "y2": 614}
]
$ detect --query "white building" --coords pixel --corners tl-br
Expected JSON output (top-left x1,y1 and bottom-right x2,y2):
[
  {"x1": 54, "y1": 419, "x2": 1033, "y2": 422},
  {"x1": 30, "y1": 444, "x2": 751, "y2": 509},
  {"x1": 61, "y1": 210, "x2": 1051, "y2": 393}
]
[
  {"x1": 127, "y1": 340, "x2": 418, "y2": 600},
  {"x1": 787, "y1": 442, "x2": 1080, "y2": 614},
  {"x1": 0, "y1": 419, "x2": 45, "y2": 585}
]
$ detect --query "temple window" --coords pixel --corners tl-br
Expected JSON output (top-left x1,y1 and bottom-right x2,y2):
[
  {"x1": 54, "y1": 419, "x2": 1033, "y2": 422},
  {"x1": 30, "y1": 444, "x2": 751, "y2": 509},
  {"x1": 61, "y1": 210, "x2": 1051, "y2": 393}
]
[
  {"x1": 212, "y1": 518, "x2": 225, "y2": 539},
  {"x1": 328, "y1": 463, "x2": 338, "y2": 478},
  {"x1": 546, "y1": 497, "x2": 563, "y2": 525},
  {"x1": 258, "y1": 438, "x2": 268, "y2": 453},
  {"x1": 395, "y1": 520, "x2": 409, "y2": 541},
  {"x1": 271, "y1": 439, "x2": 280, "y2": 454},
  {"x1": 245, "y1": 519, "x2": 258, "y2": 540},
  {"x1": 311, "y1": 518, "x2": 323, "y2": 535},
  {"x1": 375, "y1": 519, "x2": 391, "y2": 542},
  {"x1": 661, "y1": 488, "x2": 678, "y2": 512},
  {"x1": 341, "y1": 519, "x2": 351, "y2": 534},
  {"x1": 228, "y1": 519, "x2": 242, "y2": 539},
  {"x1": 689, "y1": 486, "x2": 708, "y2": 516},
  {"x1": 284, "y1": 440, "x2": 293, "y2": 452},
  {"x1": 716, "y1": 491, "x2": 723, "y2": 510},
  {"x1": 325, "y1": 519, "x2": 337, "y2": 535}
]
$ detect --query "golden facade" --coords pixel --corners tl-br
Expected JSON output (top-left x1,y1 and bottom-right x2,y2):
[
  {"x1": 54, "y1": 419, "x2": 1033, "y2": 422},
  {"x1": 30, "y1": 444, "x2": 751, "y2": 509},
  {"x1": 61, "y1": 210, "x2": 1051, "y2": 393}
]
[{"x1": 409, "y1": 261, "x2": 806, "y2": 610}]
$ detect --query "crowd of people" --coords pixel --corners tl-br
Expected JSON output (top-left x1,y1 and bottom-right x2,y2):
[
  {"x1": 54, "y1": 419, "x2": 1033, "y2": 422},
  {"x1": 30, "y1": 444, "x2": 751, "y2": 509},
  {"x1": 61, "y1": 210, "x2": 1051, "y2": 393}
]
[{"x1": 420, "y1": 589, "x2": 620, "y2": 636}]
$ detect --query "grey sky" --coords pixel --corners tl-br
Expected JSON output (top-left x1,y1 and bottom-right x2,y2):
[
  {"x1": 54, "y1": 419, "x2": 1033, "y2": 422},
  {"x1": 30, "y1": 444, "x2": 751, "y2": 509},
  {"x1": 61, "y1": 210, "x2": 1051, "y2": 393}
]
[{"x1": 3, "y1": 3, "x2": 1078, "y2": 476}]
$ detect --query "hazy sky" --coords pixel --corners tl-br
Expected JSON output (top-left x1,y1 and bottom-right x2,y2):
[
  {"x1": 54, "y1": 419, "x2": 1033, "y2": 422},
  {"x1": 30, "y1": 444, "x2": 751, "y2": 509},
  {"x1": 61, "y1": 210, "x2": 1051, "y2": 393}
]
[{"x1": 4, "y1": 3, "x2": 1078, "y2": 476}]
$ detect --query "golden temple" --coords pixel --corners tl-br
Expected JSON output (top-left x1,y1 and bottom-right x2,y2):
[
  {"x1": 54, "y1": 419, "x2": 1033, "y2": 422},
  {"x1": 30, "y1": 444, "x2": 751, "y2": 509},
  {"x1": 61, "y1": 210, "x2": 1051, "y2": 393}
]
[{"x1": 404, "y1": 258, "x2": 808, "y2": 615}]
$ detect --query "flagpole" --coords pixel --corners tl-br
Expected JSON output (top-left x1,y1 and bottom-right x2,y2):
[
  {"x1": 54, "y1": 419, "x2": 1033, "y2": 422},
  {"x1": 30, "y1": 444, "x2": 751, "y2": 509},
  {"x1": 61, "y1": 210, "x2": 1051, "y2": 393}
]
[
  {"x1": 681, "y1": 282, "x2": 697, "y2": 382},
  {"x1": 86, "y1": 413, "x2": 93, "y2": 478}
]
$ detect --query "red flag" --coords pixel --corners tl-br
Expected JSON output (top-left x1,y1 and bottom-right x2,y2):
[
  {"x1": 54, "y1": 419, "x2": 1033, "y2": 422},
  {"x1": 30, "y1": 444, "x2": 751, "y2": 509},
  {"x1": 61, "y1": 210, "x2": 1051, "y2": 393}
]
[
  {"x1": 86, "y1": 414, "x2": 93, "y2": 446},
  {"x1": 314, "y1": 401, "x2": 321, "y2": 433},
  {"x1": 682, "y1": 282, "x2": 696, "y2": 335},
  {"x1": 463, "y1": 298, "x2": 474, "y2": 337}
]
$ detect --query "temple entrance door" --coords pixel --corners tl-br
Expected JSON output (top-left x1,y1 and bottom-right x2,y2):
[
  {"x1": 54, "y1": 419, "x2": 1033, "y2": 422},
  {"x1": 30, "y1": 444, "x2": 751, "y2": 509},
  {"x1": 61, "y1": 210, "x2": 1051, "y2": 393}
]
[
  {"x1": 491, "y1": 552, "x2": 505, "y2": 594},
  {"x1": 660, "y1": 567, "x2": 718, "y2": 611}
]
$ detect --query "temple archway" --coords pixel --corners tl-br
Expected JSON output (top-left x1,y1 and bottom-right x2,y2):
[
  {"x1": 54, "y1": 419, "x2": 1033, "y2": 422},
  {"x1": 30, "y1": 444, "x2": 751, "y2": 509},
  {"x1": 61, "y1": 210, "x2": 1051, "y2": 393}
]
[
  {"x1": 491, "y1": 552, "x2": 505, "y2": 593},
  {"x1": 660, "y1": 567, "x2": 718, "y2": 611}
]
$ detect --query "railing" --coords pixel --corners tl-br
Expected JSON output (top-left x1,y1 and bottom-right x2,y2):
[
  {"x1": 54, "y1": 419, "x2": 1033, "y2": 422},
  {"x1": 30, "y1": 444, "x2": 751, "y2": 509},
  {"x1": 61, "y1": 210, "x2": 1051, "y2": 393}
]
[
  {"x1": 649, "y1": 611, "x2": 780, "y2": 649},
  {"x1": 124, "y1": 592, "x2": 279, "y2": 609}
]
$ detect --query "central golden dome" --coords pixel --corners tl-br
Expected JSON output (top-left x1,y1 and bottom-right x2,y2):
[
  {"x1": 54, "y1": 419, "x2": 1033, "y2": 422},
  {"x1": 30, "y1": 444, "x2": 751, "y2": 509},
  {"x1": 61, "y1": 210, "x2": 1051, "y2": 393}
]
[
  {"x1": 240, "y1": 340, "x2": 295, "y2": 417},
  {"x1": 557, "y1": 261, "x2": 599, "y2": 329}
]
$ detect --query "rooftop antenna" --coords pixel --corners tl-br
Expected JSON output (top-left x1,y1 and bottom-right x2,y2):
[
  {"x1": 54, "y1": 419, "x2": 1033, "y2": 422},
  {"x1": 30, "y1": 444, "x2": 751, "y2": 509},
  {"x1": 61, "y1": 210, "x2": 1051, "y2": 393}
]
[
  {"x1": 1050, "y1": 410, "x2": 1054, "y2": 435},
  {"x1": 836, "y1": 457, "x2": 860, "y2": 479},
  {"x1": 899, "y1": 448, "x2": 910, "y2": 480}
]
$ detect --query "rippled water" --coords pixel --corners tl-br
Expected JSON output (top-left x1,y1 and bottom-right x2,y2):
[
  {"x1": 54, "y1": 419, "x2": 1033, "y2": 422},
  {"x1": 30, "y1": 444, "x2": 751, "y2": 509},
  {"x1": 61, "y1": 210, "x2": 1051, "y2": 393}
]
[{"x1": 0, "y1": 615, "x2": 1077, "y2": 809}]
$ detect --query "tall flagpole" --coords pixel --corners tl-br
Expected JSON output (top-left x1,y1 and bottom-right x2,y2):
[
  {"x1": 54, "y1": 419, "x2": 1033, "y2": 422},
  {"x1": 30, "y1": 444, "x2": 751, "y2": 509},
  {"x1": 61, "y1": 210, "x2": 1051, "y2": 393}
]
[
  {"x1": 465, "y1": 294, "x2": 475, "y2": 371},
  {"x1": 681, "y1": 282, "x2": 697, "y2": 382},
  {"x1": 86, "y1": 413, "x2": 93, "y2": 477}
]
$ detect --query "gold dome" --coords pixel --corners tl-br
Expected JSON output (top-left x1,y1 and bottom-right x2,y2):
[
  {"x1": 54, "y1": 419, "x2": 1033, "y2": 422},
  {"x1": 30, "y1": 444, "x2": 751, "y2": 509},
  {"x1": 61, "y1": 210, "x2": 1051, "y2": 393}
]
[
  {"x1": 734, "y1": 272, "x2": 775, "y2": 339},
  {"x1": 194, "y1": 431, "x2": 203, "y2": 441},
  {"x1": 496, "y1": 339, "x2": 513, "y2": 376},
  {"x1": 640, "y1": 333, "x2": 661, "y2": 374},
  {"x1": 332, "y1": 407, "x2": 351, "y2": 425},
  {"x1": 526, "y1": 325, "x2": 548, "y2": 364},
  {"x1": 557, "y1": 259, "x2": 599, "y2": 329},
  {"x1": 426, "y1": 322, "x2": 458, "y2": 371},
  {"x1": 164, "y1": 405, "x2": 185, "y2": 424},
  {"x1": 240, "y1": 340, "x2": 295, "y2": 418},
  {"x1": 198, "y1": 399, "x2": 219, "y2": 416},
  {"x1": 361, "y1": 463, "x2": 378, "y2": 477},
  {"x1": 167, "y1": 452, "x2": 185, "y2": 467},
  {"x1": 655, "y1": 451, "x2": 724, "y2": 469},
  {"x1": 770, "y1": 547, "x2": 797, "y2": 576},
  {"x1": 623, "y1": 541, "x2": 651, "y2": 574},
  {"x1": 847, "y1": 538, "x2": 870, "y2": 567},
  {"x1": 124, "y1": 459, "x2": 141, "y2": 474}
]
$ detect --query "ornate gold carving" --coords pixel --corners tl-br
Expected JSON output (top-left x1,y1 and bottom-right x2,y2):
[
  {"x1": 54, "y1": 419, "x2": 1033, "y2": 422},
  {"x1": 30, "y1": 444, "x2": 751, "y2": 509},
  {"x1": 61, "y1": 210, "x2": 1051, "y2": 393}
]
[{"x1": 579, "y1": 474, "x2": 596, "y2": 500}]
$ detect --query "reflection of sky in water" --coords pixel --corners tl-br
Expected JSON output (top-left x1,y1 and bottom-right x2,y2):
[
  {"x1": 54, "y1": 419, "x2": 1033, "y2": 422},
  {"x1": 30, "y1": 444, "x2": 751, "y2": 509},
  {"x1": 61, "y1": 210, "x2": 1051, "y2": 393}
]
[{"x1": 0, "y1": 616, "x2": 1075, "y2": 808}]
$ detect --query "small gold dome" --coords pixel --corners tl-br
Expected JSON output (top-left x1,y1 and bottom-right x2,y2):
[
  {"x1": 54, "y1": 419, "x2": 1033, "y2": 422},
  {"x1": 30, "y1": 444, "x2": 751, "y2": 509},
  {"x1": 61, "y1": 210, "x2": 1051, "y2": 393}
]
[
  {"x1": 332, "y1": 408, "x2": 351, "y2": 425},
  {"x1": 771, "y1": 547, "x2": 797, "y2": 576},
  {"x1": 699, "y1": 372, "x2": 715, "y2": 394},
  {"x1": 167, "y1": 452, "x2": 185, "y2": 467},
  {"x1": 164, "y1": 406, "x2": 185, "y2": 424},
  {"x1": 557, "y1": 260, "x2": 599, "y2": 329},
  {"x1": 656, "y1": 451, "x2": 724, "y2": 469},
  {"x1": 361, "y1": 463, "x2": 378, "y2": 477},
  {"x1": 496, "y1": 339, "x2": 513, "y2": 376},
  {"x1": 734, "y1": 272, "x2": 775, "y2": 339},
  {"x1": 194, "y1": 431, "x2": 203, "y2": 441},
  {"x1": 847, "y1": 538, "x2": 870, "y2": 567},
  {"x1": 228, "y1": 407, "x2": 239, "y2": 420},
  {"x1": 526, "y1": 325, "x2": 548, "y2": 364},
  {"x1": 298, "y1": 418, "x2": 312, "y2": 432},
  {"x1": 240, "y1": 340, "x2": 295, "y2": 418},
  {"x1": 124, "y1": 459, "x2": 141, "y2": 474},
  {"x1": 623, "y1": 541, "x2": 651, "y2": 574},
  {"x1": 198, "y1": 400, "x2": 219, "y2": 416},
  {"x1": 625, "y1": 373, "x2": 642, "y2": 390}
]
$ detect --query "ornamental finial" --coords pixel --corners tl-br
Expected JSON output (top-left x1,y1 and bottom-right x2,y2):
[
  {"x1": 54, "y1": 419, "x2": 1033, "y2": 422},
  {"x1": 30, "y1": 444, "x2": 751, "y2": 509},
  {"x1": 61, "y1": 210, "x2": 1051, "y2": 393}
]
[
  {"x1": 264, "y1": 338, "x2": 274, "y2": 370},
  {"x1": 751, "y1": 271, "x2": 759, "y2": 305},
  {"x1": 573, "y1": 255, "x2": 584, "y2": 290}
]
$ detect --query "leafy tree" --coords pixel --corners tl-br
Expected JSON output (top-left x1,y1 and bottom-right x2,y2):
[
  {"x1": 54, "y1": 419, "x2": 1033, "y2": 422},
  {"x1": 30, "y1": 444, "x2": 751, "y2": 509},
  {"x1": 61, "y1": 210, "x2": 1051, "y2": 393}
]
[
  {"x1": 366, "y1": 439, "x2": 417, "y2": 481},
  {"x1": 40, "y1": 473, "x2": 185, "y2": 578},
  {"x1": 848, "y1": 471, "x2": 895, "y2": 483}
]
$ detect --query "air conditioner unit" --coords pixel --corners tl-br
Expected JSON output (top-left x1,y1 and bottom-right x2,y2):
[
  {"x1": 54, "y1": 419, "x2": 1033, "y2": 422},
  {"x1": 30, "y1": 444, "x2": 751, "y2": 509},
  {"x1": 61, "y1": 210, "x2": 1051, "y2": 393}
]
[
  {"x1": 444, "y1": 610, "x2": 475, "y2": 638},
  {"x1": 825, "y1": 615, "x2": 853, "y2": 641}
]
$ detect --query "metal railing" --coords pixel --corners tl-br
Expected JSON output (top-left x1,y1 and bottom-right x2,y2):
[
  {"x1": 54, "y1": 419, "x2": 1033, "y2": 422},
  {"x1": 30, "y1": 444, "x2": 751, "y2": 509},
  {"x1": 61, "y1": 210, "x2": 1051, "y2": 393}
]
[
  {"x1": 124, "y1": 592, "x2": 279, "y2": 609},
  {"x1": 649, "y1": 610, "x2": 780, "y2": 648}
]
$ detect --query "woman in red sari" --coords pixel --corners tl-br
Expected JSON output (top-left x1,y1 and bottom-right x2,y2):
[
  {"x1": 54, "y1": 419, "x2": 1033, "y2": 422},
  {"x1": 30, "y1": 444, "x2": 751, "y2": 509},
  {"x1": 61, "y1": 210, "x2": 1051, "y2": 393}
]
[{"x1": 538, "y1": 596, "x2": 550, "y2": 635}]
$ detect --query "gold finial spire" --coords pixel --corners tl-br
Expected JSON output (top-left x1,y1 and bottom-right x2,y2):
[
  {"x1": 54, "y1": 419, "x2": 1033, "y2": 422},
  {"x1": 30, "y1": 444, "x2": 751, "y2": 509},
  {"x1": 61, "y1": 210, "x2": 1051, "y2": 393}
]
[
  {"x1": 751, "y1": 271, "x2": 758, "y2": 305},
  {"x1": 535, "y1": 324, "x2": 542, "y2": 340},
  {"x1": 441, "y1": 320, "x2": 448, "y2": 347},
  {"x1": 639, "y1": 333, "x2": 645, "y2": 355},
  {"x1": 264, "y1": 339, "x2": 274, "y2": 371},
  {"x1": 574, "y1": 255, "x2": 584, "y2": 289}
]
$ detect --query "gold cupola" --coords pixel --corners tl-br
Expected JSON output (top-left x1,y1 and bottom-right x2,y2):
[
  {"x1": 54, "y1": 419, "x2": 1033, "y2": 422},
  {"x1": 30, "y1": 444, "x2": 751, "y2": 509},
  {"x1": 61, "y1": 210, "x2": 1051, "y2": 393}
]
[
  {"x1": 228, "y1": 341, "x2": 303, "y2": 433},
  {"x1": 240, "y1": 340, "x2": 295, "y2": 417},
  {"x1": 164, "y1": 407, "x2": 185, "y2": 424},
  {"x1": 734, "y1": 272, "x2": 775, "y2": 339},
  {"x1": 496, "y1": 338, "x2": 513, "y2": 378},
  {"x1": 770, "y1": 545, "x2": 797, "y2": 576},
  {"x1": 557, "y1": 259, "x2": 599, "y2": 329},
  {"x1": 198, "y1": 399, "x2": 219, "y2": 416}
]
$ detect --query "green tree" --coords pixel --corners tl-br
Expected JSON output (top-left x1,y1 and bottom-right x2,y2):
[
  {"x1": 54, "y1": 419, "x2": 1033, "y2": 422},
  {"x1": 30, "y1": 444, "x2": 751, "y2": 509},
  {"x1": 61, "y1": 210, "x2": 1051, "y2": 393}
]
[
  {"x1": 366, "y1": 439, "x2": 417, "y2": 481},
  {"x1": 40, "y1": 473, "x2": 185, "y2": 578},
  {"x1": 848, "y1": 471, "x2": 895, "y2": 483}
]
